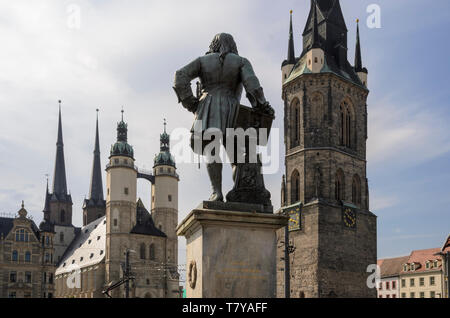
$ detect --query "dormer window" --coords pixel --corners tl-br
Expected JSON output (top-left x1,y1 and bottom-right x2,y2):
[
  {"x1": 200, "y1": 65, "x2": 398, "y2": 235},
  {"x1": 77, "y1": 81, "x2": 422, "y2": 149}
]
[
  {"x1": 410, "y1": 263, "x2": 415, "y2": 271},
  {"x1": 433, "y1": 260, "x2": 438, "y2": 268},
  {"x1": 426, "y1": 261, "x2": 430, "y2": 269}
]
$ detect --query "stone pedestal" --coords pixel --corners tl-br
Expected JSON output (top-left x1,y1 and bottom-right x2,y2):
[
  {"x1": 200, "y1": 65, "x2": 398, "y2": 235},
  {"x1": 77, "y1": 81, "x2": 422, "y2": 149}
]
[{"x1": 177, "y1": 202, "x2": 287, "y2": 298}]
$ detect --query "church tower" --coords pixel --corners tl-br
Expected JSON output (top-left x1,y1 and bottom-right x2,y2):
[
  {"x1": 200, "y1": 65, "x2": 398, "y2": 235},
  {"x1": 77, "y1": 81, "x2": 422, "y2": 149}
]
[
  {"x1": 105, "y1": 110, "x2": 137, "y2": 295},
  {"x1": 278, "y1": 0, "x2": 377, "y2": 298},
  {"x1": 44, "y1": 101, "x2": 77, "y2": 264},
  {"x1": 152, "y1": 120, "x2": 179, "y2": 269},
  {"x1": 48, "y1": 102, "x2": 73, "y2": 227},
  {"x1": 82, "y1": 110, "x2": 106, "y2": 226}
]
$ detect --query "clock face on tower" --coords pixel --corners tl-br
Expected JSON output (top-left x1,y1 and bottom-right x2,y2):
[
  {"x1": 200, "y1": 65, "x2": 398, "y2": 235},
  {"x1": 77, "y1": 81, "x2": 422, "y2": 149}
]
[
  {"x1": 343, "y1": 208, "x2": 356, "y2": 229},
  {"x1": 288, "y1": 207, "x2": 301, "y2": 232}
]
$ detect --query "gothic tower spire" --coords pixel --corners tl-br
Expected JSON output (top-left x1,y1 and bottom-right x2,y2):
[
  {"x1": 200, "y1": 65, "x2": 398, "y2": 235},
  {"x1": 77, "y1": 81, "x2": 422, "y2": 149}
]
[
  {"x1": 83, "y1": 109, "x2": 106, "y2": 226},
  {"x1": 282, "y1": 10, "x2": 297, "y2": 84},
  {"x1": 52, "y1": 101, "x2": 68, "y2": 198},
  {"x1": 89, "y1": 109, "x2": 104, "y2": 202},
  {"x1": 354, "y1": 19, "x2": 363, "y2": 72},
  {"x1": 287, "y1": 10, "x2": 295, "y2": 65},
  {"x1": 354, "y1": 19, "x2": 368, "y2": 86}
]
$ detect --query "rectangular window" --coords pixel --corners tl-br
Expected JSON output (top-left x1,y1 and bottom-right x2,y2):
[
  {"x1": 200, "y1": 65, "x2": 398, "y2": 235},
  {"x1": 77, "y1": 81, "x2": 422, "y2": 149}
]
[
  {"x1": 410, "y1": 278, "x2": 415, "y2": 287},
  {"x1": 379, "y1": 282, "x2": 382, "y2": 290},
  {"x1": 392, "y1": 294, "x2": 396, "y2": 299},
  {"x1": 401, "y1": 279, "x2": 406, "y2": 288},
  {"x1": 430, "y1": 291, "x2": 436, "y2": 298},
  {"x1": 410, "y1": 292, "x2": 415, "y2": 298},
  {"x1": 168, "y1": 195, "x2": 172, "y2": 202},
  {"x1": 10, "y1": 272, "x2": 17, "y2": 283},
  {"x1": 25, "y1": 272, "x2": 32, "y2": 283},
  {"x1": 386, "y1": 282, "x2": 390, "y2": 290},
  {"x1": 392, "y1": 281, "x2": 396, "y2": 289},
  {"x1": 386, "y1": 295, "x2": 390, "y2": 298},
  {"x1": 430, "y1": 276, "x2": 435, "y2": 286},
  {"x1": 420, "y1": 277, "x2": 425, "y2": 286},
  {"x1": 124, "y1": 188, "x2": 129, "y2": 195},
  {"x1": 401, "y1": 293, "x2": 406, "y2": 298},
  {"x1": 420, "y1": 292, "x2": 425, "y2": 298},
  {"x1": 9, "y1": 292, "x2": 16, "y2": 298}
]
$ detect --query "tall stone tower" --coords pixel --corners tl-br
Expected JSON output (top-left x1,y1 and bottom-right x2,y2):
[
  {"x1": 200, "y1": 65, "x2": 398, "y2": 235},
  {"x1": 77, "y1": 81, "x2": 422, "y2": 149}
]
[
  {"x1": 83, "y1": 110, "x2": 106, "y2": 226},
  {"x1": 278, "y1": 0, "x2": 376, "y2": 298},
  {"x1": 105, "y1": 111, "x2": 137, "y2": 296},
  {"x1": 152, "y1": 121, "x2": 179, "y2": 269}
]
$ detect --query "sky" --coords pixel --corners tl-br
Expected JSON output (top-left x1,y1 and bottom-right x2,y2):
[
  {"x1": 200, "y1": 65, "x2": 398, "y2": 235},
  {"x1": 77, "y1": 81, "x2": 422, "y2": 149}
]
[{"x1": 0, "y1": 0, "x2": 449, "y2": 267}]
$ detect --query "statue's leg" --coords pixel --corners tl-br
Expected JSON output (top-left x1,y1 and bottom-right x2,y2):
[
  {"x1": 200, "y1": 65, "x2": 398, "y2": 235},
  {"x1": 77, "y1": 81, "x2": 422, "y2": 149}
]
[
  {"x1": 205, "y1": 143, "x2": 224, "y2": 202},
  {"x1": 206, "y1": 162, "x2": 223, "y2": 202}
]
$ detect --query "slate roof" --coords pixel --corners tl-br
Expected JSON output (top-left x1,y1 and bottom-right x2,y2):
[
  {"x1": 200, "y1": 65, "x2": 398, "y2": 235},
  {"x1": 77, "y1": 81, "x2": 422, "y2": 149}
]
[
  {"x1": 285, "y1": 53, "x2": 365, "y2": 88},
  {"x1": 56, "y1": 216, "x2": 106, "y2": 275},
  {"x1": 56, "y1": 200, "x2": 166, "y2": 275},
  {"x1": 0, "y1": 217, "x2": 14, "y2": 238},
  {"x1": 131, "y1": 199, "x2": 166, "y2": 237},
  {"x1": 0, "y1": 216, "x2": 41, "y2": 239}
]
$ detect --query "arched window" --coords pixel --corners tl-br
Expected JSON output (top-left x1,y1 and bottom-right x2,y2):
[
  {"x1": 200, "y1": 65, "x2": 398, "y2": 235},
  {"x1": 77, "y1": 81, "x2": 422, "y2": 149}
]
[
  {"x1": 25, "y1": 251, "x2": 31, "y2": 263},
  {"x1": 60, "y1": 210, "x2": 66, "y2": 223},
  {"x1": 290, "y1": 99, "x2": 301, "y2": 148},
  {"x1": 140, "y1": 243, "x2": 146, "y2": 260},
  {"x1": 335, "y1": 169, "x2": 345, "y2": 201},
  {"x1": 291, "y1": 170, "x2": 300, "y2": 204},
  {"x1": 311, "y1": 92, "x2": 324, "y2": 127},
  {"x1": 12, "y1": 250, "x2": 18, "y2": 262},
  {"x1": 149, "y1": 244, "x2": 156, "y2": 261},
  {"x1": 340, "y1": 100, "x2": 355, "y2": 149},
  {"x1": 352, "y1": 175, "x2": 362, "y2": 205}
]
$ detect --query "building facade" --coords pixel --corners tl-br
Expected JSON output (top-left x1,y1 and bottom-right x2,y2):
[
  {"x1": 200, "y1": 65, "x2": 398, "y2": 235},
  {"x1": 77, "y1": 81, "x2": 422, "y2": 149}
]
[
  {"x1": 277, "y1": 0, "x2": 377, "y2": 298},
  {"x1": 399, "y1": 248, "x2": 445, "y2": 298},
  {"x1": 377, "y1": 256, "x2": 409, "y2": 298},
  {"x1": 55, "y1": 114, "x2": 180, "y2": 298},
  {"x1": 0, "y1": 203, "x2": 56, "y2": 298}
]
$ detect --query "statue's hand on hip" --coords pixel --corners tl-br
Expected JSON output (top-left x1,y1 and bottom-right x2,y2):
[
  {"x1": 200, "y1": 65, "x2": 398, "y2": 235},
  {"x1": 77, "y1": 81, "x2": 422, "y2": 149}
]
[{"x1": 182, "y1": 96, "x2": 199, "y2": 114}]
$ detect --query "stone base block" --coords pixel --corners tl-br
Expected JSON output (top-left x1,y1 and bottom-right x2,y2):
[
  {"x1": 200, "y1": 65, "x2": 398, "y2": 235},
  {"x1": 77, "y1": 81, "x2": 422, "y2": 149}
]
[{"x1": 177, "y1": 204, "x2": 287, "y2": 298}]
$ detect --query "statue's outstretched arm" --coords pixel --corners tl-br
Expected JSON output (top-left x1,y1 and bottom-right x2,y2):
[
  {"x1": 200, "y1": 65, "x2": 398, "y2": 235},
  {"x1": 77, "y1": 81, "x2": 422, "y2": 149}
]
[{"x1": 174, "y1": 58, "x2": 201, "y2": 113}]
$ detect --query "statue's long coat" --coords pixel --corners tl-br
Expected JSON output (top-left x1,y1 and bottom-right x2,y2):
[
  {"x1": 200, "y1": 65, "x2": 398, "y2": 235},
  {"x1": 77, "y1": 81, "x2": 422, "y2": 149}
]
[{"x1": 174, "y1": 52, "x2": 266, "y2": 154}]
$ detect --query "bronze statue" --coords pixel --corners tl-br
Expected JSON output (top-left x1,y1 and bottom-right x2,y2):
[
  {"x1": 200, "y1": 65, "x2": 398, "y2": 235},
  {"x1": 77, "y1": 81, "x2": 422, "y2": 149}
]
[{"x1": 174, "y1": 33, "x2": 274, "y2": 206}]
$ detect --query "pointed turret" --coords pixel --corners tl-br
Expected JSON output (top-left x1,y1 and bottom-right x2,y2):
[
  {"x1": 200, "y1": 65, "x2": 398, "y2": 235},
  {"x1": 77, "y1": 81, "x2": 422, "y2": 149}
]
[
  {"x1": 43, "y1": 177, "x2": 51, "y2": 218},
  {"x1": 110, "y1": 109, "x2": 134, "y2": 159},
  {"x1": 354, "y1": 19, "x2": 368, "y2": 86},
  {"x1": 52, "y1": 101, "x2": 69, "y2": 200},
  {"x1": 285, "y1": 0, "x2": 365, "y2": 88},
  {"x1": 286, "y1": 10, "x2": 296, "y2": 65},
  {"x1": 154, "y1": 119, "x2": 176, "y2": 168},
  {"x1": 89, "y1": 110, "x2": 104, "y2": 203},
  {"x1": 83, "y1": 110, "x2": 106, "y2": 226},
  {"x1": 282, "y1": 10, "x2": 297, "y2": 84}
]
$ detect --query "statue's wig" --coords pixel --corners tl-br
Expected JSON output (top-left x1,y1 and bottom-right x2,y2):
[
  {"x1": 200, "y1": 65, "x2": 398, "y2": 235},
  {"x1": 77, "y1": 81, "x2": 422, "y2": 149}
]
[{"x1": 207, "y1": 33, "x2": 239, "y2": 62}]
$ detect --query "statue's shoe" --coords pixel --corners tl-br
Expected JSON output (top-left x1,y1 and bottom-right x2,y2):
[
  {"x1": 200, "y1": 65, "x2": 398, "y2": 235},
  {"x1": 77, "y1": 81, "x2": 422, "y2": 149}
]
[{"x1": 209, "y1": 192, "x2": 224, "y2": 202}]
